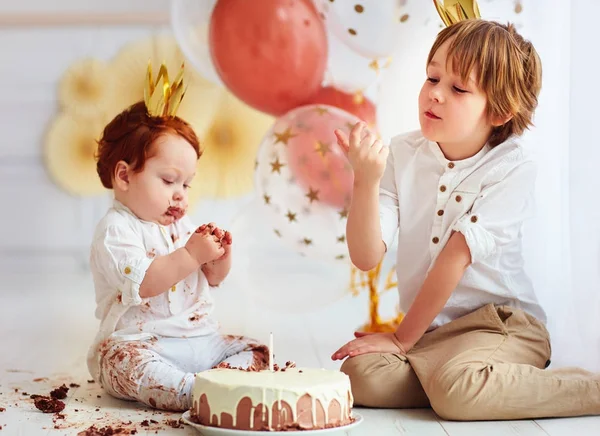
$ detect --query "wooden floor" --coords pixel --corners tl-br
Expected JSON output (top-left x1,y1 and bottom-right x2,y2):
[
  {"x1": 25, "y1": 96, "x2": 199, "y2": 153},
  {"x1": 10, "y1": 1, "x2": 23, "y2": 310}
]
[{"x1": 0, "y1": 272, "x2": 598, "y2": 435}]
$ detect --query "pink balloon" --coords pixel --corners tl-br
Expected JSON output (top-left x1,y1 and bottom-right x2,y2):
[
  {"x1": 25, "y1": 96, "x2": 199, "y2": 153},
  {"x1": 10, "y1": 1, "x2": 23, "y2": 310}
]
[{"x1": 278, "y1": 105, "x2": 359, "y2": 209}]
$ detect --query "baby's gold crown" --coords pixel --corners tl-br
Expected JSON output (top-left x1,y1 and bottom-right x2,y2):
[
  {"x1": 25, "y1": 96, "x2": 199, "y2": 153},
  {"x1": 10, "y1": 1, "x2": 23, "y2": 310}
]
[{"x1": 144, "y1": 61, "x2": 186, "y2": 118}]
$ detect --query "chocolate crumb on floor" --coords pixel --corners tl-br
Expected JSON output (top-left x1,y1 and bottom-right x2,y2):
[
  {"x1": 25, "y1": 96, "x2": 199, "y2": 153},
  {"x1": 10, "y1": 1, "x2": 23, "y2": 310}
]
[
  {"x1": 33, "y1": 396, "x2": 65, "y2": 413},
  {"x1": 165, "y1": 418, "x2": 183, "y2": 428},
  {"x1": 50, "y1": 384, "x2": 69, "y2": 400}
]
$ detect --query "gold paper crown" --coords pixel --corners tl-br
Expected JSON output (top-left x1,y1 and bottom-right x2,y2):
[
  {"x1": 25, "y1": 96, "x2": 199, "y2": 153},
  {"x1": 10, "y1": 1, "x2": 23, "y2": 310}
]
[
  {"x1": 434, "y1": 0, "x2": 481, "y2": 27},
  {"x1": 144, "y1": 61, "x2": 186, "y2": 118}
]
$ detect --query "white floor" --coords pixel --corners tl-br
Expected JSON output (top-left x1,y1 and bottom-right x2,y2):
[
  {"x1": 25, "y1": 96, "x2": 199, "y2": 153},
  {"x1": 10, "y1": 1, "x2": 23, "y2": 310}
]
[{"x1": 0, "y1": 273, "x2": 598, "y2": 436}]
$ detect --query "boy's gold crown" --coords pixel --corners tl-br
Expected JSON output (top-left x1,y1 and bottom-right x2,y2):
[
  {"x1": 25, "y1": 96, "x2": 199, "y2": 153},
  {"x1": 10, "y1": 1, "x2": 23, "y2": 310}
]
[
  {"x1": 144, "y1": 61, "x2": 186, "y2": 118},
  {"x1": 434, "y1": 0, "x2": 481, "y2": 27}
]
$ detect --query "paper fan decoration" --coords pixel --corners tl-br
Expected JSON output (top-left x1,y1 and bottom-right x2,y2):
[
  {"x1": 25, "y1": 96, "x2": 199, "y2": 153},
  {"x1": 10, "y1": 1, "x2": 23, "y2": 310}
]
[
  {"x1": 187, "y1": 91, "x2": 274, "y2": 205},
  {"x1": 58, "y1": 58, "x2": 116, "y2": 119},
  {"x1": 110, "y1": 34, "x2": 221, "y2": 137},
  {"x1": 44, "y1": 113, "x2": 107, "y2": 196}
]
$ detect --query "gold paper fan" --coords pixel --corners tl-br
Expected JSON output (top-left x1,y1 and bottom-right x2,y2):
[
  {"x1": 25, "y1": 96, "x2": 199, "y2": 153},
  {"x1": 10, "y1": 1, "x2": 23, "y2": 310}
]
[
  {"x1": 187, "y1": 92, "x2": 274, "y2": 207},
  {"x1": 110, "y1": 34, "x2": 222, "y2": 137},
  {"x1": 58, "y1": 58, "x2": 116, "y2": 119},
  {"x1": 44, "y1": 113, "x2": 107, "y2": 196}
]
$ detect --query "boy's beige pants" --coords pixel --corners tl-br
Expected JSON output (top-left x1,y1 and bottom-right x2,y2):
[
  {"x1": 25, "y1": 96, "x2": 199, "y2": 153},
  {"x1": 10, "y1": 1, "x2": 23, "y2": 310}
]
[{"x1": 341, "y1": 304, "x2": 600, "y2": 420}]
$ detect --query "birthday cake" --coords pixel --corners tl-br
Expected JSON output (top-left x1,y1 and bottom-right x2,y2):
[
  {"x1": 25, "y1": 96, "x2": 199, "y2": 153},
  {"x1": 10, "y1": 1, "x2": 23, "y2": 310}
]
[{"x1": 189, "y1": 362, "x2": 354, "y2": 431}]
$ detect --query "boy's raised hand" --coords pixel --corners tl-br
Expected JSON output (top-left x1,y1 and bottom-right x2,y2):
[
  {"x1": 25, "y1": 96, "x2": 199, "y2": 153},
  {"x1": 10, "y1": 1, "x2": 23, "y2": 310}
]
[{"x1": 335, "y1": 122, "x2": 389, "y2": 186}]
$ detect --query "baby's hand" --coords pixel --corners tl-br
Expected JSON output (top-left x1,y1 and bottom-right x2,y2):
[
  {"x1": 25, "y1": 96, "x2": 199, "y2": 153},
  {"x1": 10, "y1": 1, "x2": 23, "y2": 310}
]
[
  {"x1": 219, "y1": 230, "x2": 232, "y2": 260},
  {"x1": 185, "y1": 223, "x2": 225, "y2": 266},
  {"x1": 335, "y1": 122, "x2": 389, "y2": 186}
]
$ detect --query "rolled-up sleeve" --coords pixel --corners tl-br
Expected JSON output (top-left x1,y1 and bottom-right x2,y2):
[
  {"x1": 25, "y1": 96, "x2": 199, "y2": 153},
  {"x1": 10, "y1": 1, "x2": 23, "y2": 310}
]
[
  {"x1": 453, "y1": 161, "x2": 536, "y2": 264},
  {"x1": 94, "y1": 225, "x2": 154, "y2": 306},
  {"x1": 379, "y1": 147, "x2": 399, "y2": 250}
]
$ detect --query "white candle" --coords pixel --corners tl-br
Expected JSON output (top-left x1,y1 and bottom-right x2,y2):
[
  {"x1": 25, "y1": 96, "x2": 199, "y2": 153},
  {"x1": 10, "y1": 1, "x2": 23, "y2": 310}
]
[{"x1": 269, "y1": 331, "x2": 274, "y2": 372}]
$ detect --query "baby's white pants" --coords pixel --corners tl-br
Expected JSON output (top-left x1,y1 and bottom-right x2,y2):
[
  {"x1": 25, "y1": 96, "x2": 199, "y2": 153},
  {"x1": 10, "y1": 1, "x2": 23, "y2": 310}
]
[{"x1": 98, "y1": 333, "x2": 267, "y2": 411}]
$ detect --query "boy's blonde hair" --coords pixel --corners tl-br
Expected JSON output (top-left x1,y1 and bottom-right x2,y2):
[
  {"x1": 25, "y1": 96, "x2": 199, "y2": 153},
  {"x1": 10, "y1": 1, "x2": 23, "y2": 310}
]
[{"x1": 428, "y1": 19, "x2": 542, "y2": 147}]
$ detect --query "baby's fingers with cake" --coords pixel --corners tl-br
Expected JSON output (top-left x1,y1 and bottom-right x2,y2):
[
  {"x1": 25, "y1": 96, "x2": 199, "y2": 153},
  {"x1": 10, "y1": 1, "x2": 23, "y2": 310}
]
[
  {"x1": 334, "y1": 121, "x2": 389, "y2": 186},
  {"x1": 331, "y1": 332, "x2": 407, "y2": 360},
  {"x1": 185, "y1": 223, "x2": 225, "y2": 266}
]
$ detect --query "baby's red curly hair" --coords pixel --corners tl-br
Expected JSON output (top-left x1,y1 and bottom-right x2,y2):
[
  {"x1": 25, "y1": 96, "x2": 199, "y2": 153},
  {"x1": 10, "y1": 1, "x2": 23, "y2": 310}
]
[{"x1": 96, "y1": 101, "x2": 201, "y2": 189}]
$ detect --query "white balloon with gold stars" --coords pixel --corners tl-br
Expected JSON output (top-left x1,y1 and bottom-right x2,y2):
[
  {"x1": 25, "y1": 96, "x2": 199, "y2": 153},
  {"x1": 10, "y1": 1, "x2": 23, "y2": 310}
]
[
  {"x1": 254, "y1": 112, "x2": 352, "y2": 263},
  {"x1": 318, "y1": 0, "x2": 441, "y2": 60}
]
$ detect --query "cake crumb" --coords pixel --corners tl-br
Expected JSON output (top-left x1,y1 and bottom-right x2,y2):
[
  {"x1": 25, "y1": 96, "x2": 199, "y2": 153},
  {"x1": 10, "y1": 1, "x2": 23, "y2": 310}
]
[
  {"x1": 165, "y1": 418, "x2": 183, "y2": 428},
  {"x1": 87, "y1": 380, "x2": 95, "y2": 384},
  {"x1": 69, "y1": 383, "x2": 81, "y2": 388},
  {"x1": 34, "y1": 396, "x2": 65, "y2": 413},
  {"x1": 50, "y1": 384, "x2": 69, "y2": 399}
]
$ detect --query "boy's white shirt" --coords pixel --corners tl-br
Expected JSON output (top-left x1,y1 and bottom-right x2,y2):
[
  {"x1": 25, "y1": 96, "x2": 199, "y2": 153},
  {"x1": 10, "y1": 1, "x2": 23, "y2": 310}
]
[
  {"x1": 380, "y1": 130, "x2": 546, "y2": 329},
  {"x1": 86, "y1": 199, "x2": 218, "y2": 381}
]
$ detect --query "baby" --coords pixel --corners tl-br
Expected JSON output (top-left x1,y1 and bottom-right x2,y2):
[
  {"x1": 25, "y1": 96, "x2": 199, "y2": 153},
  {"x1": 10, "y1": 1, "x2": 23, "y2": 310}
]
[{"x1": 86, "y1": 67, "x2": 268, "y2": 411}]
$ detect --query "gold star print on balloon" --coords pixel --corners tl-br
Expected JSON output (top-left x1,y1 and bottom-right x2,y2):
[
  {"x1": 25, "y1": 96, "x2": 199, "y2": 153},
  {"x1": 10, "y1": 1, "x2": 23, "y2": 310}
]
[
  {"x1": 350, "y1": 262, "x2": 404, "y2": 333},
  {"x1": 306, "y1": 187, "x2": 320, "y2": 203},
  {"x1": 338, "y1": 208, "x2": 349, "y2": 219},
  {"x1": 270, "y1": 157, "x2": 285, "y2": 174},
  {"x1": 368, "y1": 57, "x2": 393, "y2": 75},
  {"x1": 263, "y1": 194, "x2": 271, "y2": 204},
  {"x1": 274, "y1": 127, "x2": 297, "y2": 145},
  {"x1": 302, "y1": 238, "x2": 313, "y2": 246},
  {"x1": 285, "y1": 210, "x2": 298, "y2": 222},
  {"x1": 314, "y1": 106, "x2": 329, "y2": 116},
  {"x1": 315, "y1": 141, "x2": 332, "y2": 157},
  {"x1": 337, "y1": 235, "x2": 346, "y2": 243}
]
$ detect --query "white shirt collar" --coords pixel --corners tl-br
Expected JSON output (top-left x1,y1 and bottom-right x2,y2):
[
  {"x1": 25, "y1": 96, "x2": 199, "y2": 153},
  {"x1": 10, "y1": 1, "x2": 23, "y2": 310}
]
[{"x1": 428, "y1": 140, "x2": 491, "y2": 170}]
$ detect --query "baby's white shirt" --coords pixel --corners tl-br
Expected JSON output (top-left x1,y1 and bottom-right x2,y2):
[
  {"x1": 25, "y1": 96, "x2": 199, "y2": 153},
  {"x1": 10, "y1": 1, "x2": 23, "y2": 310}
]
[
  {"x1": 380, "y1": 131, "x2": 546, "y2": 329},
  {"x1": 86, "y1": 199, "x2": 218, "y2": 381}
]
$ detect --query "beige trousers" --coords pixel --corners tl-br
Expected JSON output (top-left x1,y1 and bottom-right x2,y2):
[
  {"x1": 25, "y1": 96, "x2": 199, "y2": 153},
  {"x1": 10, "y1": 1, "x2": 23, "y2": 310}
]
[{"x1": 341, "y1": 304, "x2": 600, "y2": 420}]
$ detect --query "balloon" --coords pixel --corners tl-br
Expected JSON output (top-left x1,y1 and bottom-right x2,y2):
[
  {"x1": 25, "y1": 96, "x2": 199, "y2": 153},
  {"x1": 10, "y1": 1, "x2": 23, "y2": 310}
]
[
  {"x1": 254, "y1": 104, "x2": 360, "y2": 260},
  {"x1": 170, "y1": 0, "x2": 223, "y2": 86},
  {"x1": 230, "y1": 199, "x2": 354, "y2": 313},
  {"x1": 209, "y1": 0, "x2": 328, "y2": 116},
  {"x1": 323, "y1": 27, "x2": 384, "y2": 94},
  {"x1": 306, "y1": 86, "x2": 377, "y2": 129},
  {"x1": 318, "y1": 0, "x2": 439, "y2": 60}
]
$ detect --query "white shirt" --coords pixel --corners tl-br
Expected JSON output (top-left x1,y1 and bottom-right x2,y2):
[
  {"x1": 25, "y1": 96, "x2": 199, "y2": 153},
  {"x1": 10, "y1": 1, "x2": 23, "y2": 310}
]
[
  {"x1": 86, "y1": 199, "x2": 218, "y2": 381},
  {"x1": 380, "y1": 131, "x2": 546, "y2": 329}
]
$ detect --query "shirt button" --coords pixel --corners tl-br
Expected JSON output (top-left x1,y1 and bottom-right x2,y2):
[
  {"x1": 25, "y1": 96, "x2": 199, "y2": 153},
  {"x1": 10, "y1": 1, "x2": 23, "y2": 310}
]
[
  {"x1": 432, "y1": 237, "x2": 440, "y2": 244},
  {"x1": 471, "y1": 215, "x2": 478, "y2": 223},
  {"x1": 437, "y1": 210, "x2": 444, "y2": 216},
  {"x1": 456, "y1": 195, "x2": 462, "y2": 202},
  {"x1": 440, "y1": 185, "x2": 447, "y2": 192},
  {"x1": 124, "y1": 266, "x2": 131, "y2": 275},
  {"x1": 448, "y1": 162, "x2": 455, "y2": 169}
]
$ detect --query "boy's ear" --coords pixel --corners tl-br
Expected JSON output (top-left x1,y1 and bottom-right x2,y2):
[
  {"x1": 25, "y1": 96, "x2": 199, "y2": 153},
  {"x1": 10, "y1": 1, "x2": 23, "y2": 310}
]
[
  {"x1": 113, "y1": 161, "x2": 130, "y2": 191},
  {"x1": 491, "y1": 113, "x2": 513, "y2": 127}
]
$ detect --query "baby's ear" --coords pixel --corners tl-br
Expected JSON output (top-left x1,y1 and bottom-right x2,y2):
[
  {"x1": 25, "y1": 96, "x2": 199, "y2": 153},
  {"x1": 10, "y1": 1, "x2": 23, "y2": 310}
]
[{"x1": 113, "y1": 161, "x2": 130, "y2": 191}]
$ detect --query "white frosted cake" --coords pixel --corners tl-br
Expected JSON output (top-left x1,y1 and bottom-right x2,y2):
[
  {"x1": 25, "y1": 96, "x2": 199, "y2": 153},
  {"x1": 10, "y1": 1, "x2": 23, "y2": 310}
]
[{"x1": 190, "y1": 364, "x2": 354, "y2": 431}]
